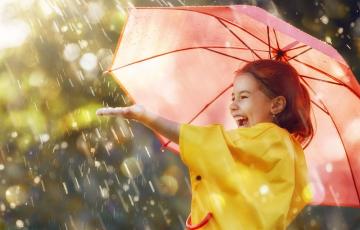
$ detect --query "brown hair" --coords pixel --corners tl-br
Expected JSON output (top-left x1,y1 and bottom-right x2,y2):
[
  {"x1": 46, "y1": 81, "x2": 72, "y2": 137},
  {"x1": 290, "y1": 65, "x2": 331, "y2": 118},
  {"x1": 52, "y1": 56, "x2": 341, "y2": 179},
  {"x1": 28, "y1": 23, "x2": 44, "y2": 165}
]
[{"x1": 234, "y1": 59, "x2": 314, "y2": 146}]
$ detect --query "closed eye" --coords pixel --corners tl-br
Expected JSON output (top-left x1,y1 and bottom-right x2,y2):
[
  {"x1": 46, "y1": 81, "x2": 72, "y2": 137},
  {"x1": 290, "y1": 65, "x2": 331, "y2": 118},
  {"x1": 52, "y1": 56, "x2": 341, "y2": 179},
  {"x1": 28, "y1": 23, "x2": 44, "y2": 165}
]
[{"x1": 232, "y1": 95, "x2": 248, "y2": 102}]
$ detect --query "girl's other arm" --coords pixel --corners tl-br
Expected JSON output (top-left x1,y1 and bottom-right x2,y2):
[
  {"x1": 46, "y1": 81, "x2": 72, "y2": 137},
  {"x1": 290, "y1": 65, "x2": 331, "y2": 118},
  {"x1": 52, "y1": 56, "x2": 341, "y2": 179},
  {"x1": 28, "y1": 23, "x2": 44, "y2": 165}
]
[{"x1": 96, "y1": 104, "x2": 180, "y2": 144}]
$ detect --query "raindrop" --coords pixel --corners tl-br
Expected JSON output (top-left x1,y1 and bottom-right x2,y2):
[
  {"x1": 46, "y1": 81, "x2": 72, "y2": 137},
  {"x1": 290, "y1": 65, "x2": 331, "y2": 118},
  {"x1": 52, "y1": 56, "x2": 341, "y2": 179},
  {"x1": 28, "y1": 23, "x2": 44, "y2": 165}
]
[
  {"x1": 0, "y1": 19, "x2": 30, "y2": 50},
  {"x1": 149, "y1": 199, "x2": 155, "y2": 206},
  {"x1": 61, "y1": 25, "x2": 68, "y2": 32},
  {"x1": 325, "y1": 36, "x2": 332, "y2": 44},
  {"x1": 177, "y1": 0, "x2": 185, "y2": 6},
  {"x1": 144, "y1": 146, "x2": 151, "y2": 158},
  {"x1": 10, "y1": 132, "x2": 18, "y2": 140},
  {"x1": 41, "y1": 181, "x2": 46, "y2": 192},
  {"x1": 310, "y1": 219, "x2": 317, "y2": 227},
  {"x1": 157, "y1": 175, "x2": 178, "y2": 196},
  {"x1": 320, "y1": 15, "x2": 329, "y2": 24},
  {"x1": 62, "y1": 182, "x2": 68, "y2": 195},
  {"x1": 16, "y1": 219, "x2": 24, "y2": 228},
  {"x1": 0, "y1": 203, "x2": 5, "y2": 211},
  {"x1": 325, "y1": 163, "x2": 333, "y2": 173},
  {"x1": 68, "y1": 78, "x2": 74, "y2": 87},
  {"x1": 79, "y1": 53, "x2": 98, "y2": 72},
  {"x1": 128, "y1": 194, "x2": 134, "y2": 206},
  {"x1": 33, "y1": 176, "x2": 41, "y2": 184},
  {"x1": 100, "y1": 186, "x2": 109, "y2": 199},
  {"x1": 123, "y1": 184, "x2": 129, "y2": 191},
  {"x1": 259, "y1": 185, "x2": 269, "y2": 195},
  {"x1": 39, "y1": 133, "x2": 50, "y2": 143},
  {"x1": 94, "y1": 160, "x2": 101, "y2": 168},
  {"x1": 29, "y1": 70, "x2": 46, "y2": 87},
  {"x1": 120, "y1": 157, "x2": 143, "y2": 179},
  {"x1": 63, "y1": 43, "x2": 81, "y2": 62},
  {"x1": 87, "y1": 2, "x2": 104, "y2": 24},
  {"x1": 5, "y1": 185, "x2": 28, "y2": 207},
  {"x1": 107, "y1": 165, "x2": 115, "y2": 173},
  {"x1": 344, "y1": 118, "x2": 360, "y2": 146},
  {"x1": 133, "y1": 195, "x2": 139, "y2": 202},
  {"x1": 78, "y1": 40, "x2": 88, "y2": 49},
  {"x1": 72, "y1": 121, "x2": 78, "y2": 128}
]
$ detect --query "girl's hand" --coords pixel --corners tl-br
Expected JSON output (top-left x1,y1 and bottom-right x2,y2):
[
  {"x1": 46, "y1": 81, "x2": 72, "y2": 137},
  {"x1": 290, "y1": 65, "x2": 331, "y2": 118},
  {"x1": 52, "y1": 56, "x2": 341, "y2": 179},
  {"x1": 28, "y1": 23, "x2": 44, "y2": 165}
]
[
  {"x1": 96, "y1": 104, "x2": 146, "y2": 121},
  {"x1": 96, "y1": 104, "x2": 180, "y2": 144}
]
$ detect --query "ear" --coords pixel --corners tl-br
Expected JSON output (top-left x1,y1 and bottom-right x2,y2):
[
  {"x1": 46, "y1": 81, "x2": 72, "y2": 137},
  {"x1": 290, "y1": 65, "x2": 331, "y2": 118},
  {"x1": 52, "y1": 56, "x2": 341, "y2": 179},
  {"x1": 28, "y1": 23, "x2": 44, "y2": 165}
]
[{"x1": 270, "y1": 96, "x2": 286, "y2": 115}]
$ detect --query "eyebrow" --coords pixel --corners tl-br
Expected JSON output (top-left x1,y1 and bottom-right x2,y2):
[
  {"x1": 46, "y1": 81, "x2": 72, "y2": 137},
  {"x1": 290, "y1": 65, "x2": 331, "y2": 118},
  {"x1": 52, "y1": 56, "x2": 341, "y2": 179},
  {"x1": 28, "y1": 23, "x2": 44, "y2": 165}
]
[{"x1": 231, "y1": 90, "x2": 251, "y2": 97}]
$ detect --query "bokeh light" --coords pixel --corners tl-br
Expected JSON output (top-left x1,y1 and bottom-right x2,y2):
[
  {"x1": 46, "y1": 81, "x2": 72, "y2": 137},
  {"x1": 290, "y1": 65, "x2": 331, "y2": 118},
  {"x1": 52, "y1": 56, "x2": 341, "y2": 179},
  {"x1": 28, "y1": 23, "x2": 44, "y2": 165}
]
[{"x1": 5, "y1": 185, "x2": 28, "y2": 207}]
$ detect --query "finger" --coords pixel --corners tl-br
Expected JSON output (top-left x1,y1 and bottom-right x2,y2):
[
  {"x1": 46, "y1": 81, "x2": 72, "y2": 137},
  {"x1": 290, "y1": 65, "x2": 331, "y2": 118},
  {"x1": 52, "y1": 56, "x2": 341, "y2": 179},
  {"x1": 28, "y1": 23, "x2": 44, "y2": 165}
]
[{"x1": 96, "y1": 107, "x2": 123, "y2": 116}]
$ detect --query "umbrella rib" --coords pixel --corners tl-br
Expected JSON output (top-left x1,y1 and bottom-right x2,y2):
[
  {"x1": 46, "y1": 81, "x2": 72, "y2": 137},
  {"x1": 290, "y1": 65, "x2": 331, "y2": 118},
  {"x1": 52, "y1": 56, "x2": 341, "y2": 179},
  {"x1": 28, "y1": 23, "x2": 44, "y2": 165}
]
[
  {"x1": 310, "y1": 99, "x2": 329, "y2": 115},
  {"x1": 301, "y1": 81, "x2": 360, "y2": 204},
  {"x1": 204, "y1": 48, "x2": 251, "y2": 62},
  {"x1": 135, "y1": 7, "x2": 279, "y2": 51},
  {"x1": 189, "y1": 84, "x2": 234, "y2": 124},
  {"x1": 301, "y1": 86, "x2": 360, "y2": 204},
  {"x1": 289, "y1": 58, "x2": 360, "y2": 99},
  {"x1": 205, "y1": 46, "x2": 269, "y2": 52},
  {"x1": 284, "y1": 44, "x2": 308, "y2": 52},
  {"x1": 299, "y1": 78, "x2": 329, "y2": 114},
  {"x1": 267, "y1": 26, "x2": 272, "y2": 59},
  {"x1": 300, "y1": 75, "x2": 343, "y2": 86},
  {"x1": 327, "y1": 115, "x2": 360, "y2": 204},
  {"x1": 162, "y1": 83, "x2": 234, "y2": 148},
  {"x1": 286, "y1": 47, "x2": 312, "y2": 61},
  {"x1": 301, "y1": 77, "x2": 360, "y2": 203},
  {"x1": 108, "y1": 46, "x2": 267, "y2": 72},
  {"x1": 273, "y1": 29, "x2": 280, "y2": 50},
  {"x1": 216, "y1": 19, "x2": 262, "y2": 60}
]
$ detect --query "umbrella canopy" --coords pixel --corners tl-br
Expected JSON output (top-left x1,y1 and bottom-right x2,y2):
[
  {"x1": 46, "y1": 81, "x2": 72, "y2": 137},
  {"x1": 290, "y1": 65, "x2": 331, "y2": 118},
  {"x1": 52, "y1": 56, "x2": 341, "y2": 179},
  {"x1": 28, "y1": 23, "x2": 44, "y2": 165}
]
[{"x1": 107, "y1": 5, "x2": 360, "y2": 208}]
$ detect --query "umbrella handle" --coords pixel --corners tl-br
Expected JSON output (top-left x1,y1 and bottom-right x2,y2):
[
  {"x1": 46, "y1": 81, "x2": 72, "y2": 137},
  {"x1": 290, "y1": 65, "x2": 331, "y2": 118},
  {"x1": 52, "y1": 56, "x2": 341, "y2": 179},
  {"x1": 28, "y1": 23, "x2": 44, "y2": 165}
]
[{"x1": 186, "y1": 212, "x2": 213, "y2": 229}]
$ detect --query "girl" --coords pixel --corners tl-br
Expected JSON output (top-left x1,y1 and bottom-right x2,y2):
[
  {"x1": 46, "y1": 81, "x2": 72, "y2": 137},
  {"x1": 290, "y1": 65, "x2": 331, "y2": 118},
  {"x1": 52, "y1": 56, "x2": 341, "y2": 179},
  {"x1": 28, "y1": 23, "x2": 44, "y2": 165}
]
[{"x1": 96, "y1": 59, "x2": 314, "y2": 230}]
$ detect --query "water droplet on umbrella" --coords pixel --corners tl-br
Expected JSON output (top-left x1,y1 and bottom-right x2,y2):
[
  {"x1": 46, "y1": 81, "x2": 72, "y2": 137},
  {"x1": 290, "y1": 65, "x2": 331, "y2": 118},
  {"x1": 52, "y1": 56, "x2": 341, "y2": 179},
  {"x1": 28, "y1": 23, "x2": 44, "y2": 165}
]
[{"x1": 325, "y1": 163, "x2": 333, "y2": 173}]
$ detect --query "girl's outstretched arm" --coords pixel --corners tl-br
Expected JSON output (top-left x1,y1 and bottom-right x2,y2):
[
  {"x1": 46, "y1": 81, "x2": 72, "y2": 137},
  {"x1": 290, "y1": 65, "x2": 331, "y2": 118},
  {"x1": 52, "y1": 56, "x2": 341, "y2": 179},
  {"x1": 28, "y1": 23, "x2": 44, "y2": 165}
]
[{"x1": 96, "y1": 104, "x2": 180, "y2": 144}]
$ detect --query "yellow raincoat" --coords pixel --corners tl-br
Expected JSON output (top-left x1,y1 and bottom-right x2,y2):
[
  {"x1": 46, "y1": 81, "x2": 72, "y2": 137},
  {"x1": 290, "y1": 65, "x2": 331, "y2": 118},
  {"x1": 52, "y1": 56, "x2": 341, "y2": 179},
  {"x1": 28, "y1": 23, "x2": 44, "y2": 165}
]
[{"x1": 179, "y1": 122, "x2": 312, "y2": 230}]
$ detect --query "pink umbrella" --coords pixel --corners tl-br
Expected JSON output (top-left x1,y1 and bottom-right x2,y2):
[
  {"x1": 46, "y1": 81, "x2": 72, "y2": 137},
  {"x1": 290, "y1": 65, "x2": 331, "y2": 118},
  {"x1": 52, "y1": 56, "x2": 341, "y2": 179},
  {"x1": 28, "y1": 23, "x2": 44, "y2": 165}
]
[{"x1": 107, "y1": 5, "x2": 360, "y2": 207}]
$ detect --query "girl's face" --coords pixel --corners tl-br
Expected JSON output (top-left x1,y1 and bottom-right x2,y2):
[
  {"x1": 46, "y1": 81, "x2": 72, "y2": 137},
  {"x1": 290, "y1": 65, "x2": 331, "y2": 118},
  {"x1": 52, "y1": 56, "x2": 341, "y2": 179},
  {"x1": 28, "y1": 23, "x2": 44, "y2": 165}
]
[{"x1": 230, "y1": 73, "x2": 274, "y2": 128}]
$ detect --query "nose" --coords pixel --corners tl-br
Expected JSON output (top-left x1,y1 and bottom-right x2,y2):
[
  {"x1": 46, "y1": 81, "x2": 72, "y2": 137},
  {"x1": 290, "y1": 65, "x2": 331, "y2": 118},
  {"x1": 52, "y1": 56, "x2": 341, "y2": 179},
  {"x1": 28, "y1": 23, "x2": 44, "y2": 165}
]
[
  {"x1": 229, "y1": 102, "x2": 240, "y2": 117},
  {"x1": 229, "y1": 102, "x2": 238, "y2": 111}
]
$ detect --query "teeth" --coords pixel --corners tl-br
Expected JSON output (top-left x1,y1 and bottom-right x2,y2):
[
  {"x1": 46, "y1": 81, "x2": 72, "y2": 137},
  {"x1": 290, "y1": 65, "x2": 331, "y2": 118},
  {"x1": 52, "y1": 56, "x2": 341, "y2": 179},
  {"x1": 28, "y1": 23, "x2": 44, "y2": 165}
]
[{"x1": 235, "y1": 116, "x2": 248, "y2": 126}]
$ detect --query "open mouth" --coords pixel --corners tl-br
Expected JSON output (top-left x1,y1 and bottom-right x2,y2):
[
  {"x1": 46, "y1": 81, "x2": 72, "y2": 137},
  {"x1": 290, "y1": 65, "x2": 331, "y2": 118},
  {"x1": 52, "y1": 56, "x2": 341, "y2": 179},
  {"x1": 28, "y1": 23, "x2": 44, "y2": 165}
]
[{"x1": 235, "y1": 116, "x2": 249, "y2": 127}]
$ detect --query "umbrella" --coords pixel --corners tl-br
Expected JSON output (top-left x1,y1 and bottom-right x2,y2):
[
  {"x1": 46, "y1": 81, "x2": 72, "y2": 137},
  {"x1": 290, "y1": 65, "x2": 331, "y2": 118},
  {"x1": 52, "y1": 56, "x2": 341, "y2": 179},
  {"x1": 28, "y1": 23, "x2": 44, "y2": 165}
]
[{"x1": 106, "y1": 5, "x2": 360, "y2": 208}]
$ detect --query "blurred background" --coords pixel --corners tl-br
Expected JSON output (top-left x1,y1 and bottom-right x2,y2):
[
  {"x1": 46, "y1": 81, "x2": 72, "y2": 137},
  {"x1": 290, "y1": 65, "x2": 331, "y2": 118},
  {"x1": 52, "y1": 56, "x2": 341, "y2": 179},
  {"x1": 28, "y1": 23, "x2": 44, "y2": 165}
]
[{"x1": 0, "y1": 0, "x2": 359, "y2": 229}]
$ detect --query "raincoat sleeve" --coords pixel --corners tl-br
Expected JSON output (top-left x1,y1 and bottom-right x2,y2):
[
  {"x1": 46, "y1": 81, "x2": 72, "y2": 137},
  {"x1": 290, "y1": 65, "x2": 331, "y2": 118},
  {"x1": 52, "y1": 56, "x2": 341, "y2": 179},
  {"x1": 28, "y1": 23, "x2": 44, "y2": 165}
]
[{"x1": 179, "y1": 123, "x2": 311, "y2": 228}]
